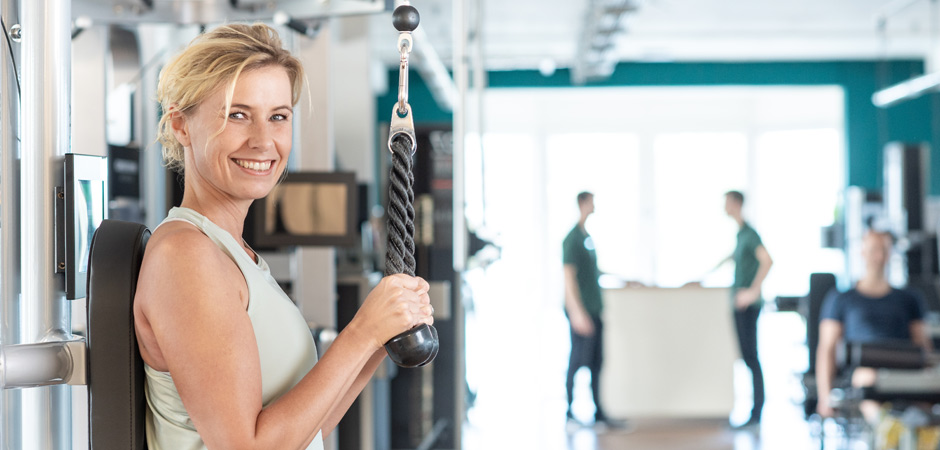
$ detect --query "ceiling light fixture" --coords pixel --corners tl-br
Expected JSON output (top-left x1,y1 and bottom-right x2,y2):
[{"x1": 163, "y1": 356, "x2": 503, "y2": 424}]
[
  {"x1": 871, "y1": 0, "x2": 936, "y2": 107},
  {"x1": 872, "y1": 72, "x2": 940, "y2": 107}
]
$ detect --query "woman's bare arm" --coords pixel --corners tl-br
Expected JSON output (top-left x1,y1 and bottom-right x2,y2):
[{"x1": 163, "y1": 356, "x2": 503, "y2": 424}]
[
  {"x1": 322, "y1": 280, "x2": 434, "y2": 435},
  {"x1": 321, "y1": 349, "x2": 387, "y2": 436},
  {"x1": 136, "y1": 228, "x2": 431, "y2": 450}
]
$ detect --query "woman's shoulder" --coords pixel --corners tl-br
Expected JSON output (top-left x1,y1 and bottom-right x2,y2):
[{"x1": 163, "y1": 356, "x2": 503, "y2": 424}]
[
  {"x1": 147, "y1": 221, "x2": 221, "y2": 263},
  {"x1": 140, "y1": 221, "x2": 240, "y2": 292}
]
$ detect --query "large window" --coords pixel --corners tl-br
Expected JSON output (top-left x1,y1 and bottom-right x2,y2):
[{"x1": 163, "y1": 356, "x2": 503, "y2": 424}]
[
  {"x1": 753, "y1": 128, "x2": 846, "y2": 297},
  {"x1": 652, "y1": 132, "x2": 747, "y2": 287},
  {"x1": 546, "y1": 133, "x2": 641, "y2": 281},
  {"x1": 469, "y1": 87, "x2": 845, "y2": 300}
]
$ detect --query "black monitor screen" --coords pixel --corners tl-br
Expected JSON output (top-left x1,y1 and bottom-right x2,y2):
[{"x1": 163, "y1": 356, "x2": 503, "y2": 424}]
[{"x1": 247, "y1": 171, "x2": 357, "y2": 248}]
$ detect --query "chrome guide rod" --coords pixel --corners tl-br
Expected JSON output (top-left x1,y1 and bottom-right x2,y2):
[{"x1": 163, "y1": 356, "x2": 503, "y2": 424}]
[
  {"x1": 453, "y1": 0, "x2": 468, "y2": 272},
  {"x1": 20, "y1": 0, "x2": 73, "y2": 448},
  {"x1": 1, "y1": 0, "x2": 22, "y2": 446},
  {"x1": 452, "y1": 0, "x2": 469, "y2": 446}
]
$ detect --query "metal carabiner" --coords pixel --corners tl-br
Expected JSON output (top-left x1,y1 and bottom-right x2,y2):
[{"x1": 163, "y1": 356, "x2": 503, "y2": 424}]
[
  {"x1": 396, "y1": 32, "x2": 413, "y2": 117},
  {"x1": 390, "y1": 28, "x2": 416, "y2": 154},
  {"x1": 388, "y1": 102, "x2": 417, "y2": 154}
]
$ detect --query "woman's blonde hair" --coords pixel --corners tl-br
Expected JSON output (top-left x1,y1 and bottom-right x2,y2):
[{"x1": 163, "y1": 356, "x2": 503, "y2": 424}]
[{"x1": 156, "y1": 23, "x2": 304, "y2": 173}]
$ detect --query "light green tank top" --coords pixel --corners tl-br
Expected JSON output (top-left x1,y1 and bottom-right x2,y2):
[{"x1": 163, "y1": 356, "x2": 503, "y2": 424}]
[{"x1": 144, "y1": 207, "x2": 323, "y2": 450}]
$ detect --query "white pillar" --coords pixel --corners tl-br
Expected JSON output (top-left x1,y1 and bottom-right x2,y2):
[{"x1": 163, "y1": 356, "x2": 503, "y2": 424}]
[
  {"x1": 293, "y1": 21, "x2": 337, "y2": 337},
  {"x1": 71, "y1": 26, "x2": 107, "y2": 158},
  {"x1": 452, "y1": 0, "x2": 470, "y2": 446},
  {"x1": 332, "y1": 16, "x2": 376, "y2": 187},
  {"x1": 291, "y1": 21, "x2": 338, "y2": 450}
]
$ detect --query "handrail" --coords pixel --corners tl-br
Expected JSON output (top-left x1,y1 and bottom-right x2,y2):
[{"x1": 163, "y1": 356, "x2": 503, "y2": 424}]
[{"x1": 0, "y1": 340, "x2": 86, "y2": 389}]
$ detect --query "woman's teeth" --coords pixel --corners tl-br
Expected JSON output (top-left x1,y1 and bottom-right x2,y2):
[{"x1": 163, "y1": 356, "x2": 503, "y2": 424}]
[{"x1": 235, "y1": 159, "x2": 272, "y2": 172}]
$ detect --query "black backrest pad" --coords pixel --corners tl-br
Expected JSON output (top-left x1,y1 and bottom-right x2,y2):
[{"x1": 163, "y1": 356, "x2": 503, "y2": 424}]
[
  {"x1": 86, "y1": 220, "x2": 151, "y2": 450},
  {"x1": 806, "y1": 272, "x2": 837, "y2": 372}
]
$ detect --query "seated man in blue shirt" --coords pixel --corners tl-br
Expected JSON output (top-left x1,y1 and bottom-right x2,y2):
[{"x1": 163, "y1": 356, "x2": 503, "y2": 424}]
[{"x1": 816, "y1": 230, "x2": 932, "y2": 421}]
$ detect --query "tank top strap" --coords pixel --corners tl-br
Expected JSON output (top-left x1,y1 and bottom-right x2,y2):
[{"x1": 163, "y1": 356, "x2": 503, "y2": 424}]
[{"x1": 162, "y1": 207, "x2": 270, "y2": 277}]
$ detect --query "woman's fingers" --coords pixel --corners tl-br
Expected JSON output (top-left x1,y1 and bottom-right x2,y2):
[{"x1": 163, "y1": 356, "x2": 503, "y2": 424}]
[
  {"x1": 400, "y1": 293, "x2": 433, "y2": 327},
  {"x1": 384, "y1": 275, "x2": 430, "y2": 306},
  {"x1": 388, "y1": 274, "x2": 431, "y2": 295},
  {"x1": 364, "y1": 275, "x2": 434, "y2": 335},
  {"x1": 417, "y1": 278, "x2": 430, "y2": 295}
]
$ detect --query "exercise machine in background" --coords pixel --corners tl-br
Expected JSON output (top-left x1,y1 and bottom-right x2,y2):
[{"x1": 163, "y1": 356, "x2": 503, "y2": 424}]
[
  {"x1": 776, "y1": 142, "x2": 940, "y2": 447},
  {"x1": 829, "y1": 342, "x2": 940, "y2": 450}
]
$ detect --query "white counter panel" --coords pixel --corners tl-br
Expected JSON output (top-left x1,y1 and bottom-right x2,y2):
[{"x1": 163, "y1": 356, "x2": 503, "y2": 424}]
[{"x1": 601, "y1": 287, "x2": 737, "y2": 418}]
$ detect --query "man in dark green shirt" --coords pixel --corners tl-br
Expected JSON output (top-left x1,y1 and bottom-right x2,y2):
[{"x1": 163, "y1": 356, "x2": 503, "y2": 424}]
[
  {"x1": 563, "y1": 192, "x2": 620, "y2": 429},
  {"x1": 724, "y1": 190, "x2": 773, "y2": 430}
]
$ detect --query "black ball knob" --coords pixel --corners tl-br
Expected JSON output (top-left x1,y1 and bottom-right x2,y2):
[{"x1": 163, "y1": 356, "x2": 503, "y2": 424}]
[
  {"x1": 392, "y1": 5, "x2": 420, "y2": 32},
  {"x1": 384, "y1": 323, "x2": 439, "y2": 368}
]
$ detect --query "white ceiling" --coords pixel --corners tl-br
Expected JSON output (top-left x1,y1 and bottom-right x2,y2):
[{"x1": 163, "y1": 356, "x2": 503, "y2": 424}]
[{"x1": 369, "y1": 0, "x2": 940, "y2": 70}]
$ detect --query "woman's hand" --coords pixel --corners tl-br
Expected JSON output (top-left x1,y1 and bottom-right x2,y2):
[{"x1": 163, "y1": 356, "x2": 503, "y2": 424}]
[{"x1": 352, "y1": 274, "x2": 433, "y2": 349}]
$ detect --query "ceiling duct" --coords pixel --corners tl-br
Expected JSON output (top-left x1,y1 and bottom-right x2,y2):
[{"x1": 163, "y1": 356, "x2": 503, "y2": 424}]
[
  {"x1": 411, "y1": 26, "x2": 457, "y2": 112},
  {"x1": 73, "y1": 0, "x2": 457, "y2": 112},
  {"x1": 571, "y1": 0, "x2": 639, "y2": 85},
  {"x1": 72, "y1": 0, "x2": 386, "y2": 25}
]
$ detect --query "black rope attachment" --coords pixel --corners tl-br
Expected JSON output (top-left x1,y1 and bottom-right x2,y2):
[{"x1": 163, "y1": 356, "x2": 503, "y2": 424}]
[
  {"x1": 385, "y1": 133, "x2": 416, "y2": 277},
  {"x1": 382, "y1": 2, "x2": 439, "y2": 369}
]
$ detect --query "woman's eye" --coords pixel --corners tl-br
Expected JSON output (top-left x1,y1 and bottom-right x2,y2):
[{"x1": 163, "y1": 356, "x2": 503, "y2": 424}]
[
  {"x1": 272, "y1": 113, "x2": 288, "y2": 121},
  {"x1": 229, "y1": 111, "x2": 247, "y2": 120}
]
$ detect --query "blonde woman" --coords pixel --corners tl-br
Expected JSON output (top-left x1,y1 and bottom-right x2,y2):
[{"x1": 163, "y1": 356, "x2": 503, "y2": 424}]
[{"x1": 134, "y1": 23, "x2": 433, "y2": 450}]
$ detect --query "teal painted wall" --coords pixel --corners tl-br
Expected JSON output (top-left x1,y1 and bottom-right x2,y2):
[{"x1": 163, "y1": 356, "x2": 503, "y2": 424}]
[{"x1": 378, "y1": 60, "x2": 940, "y2": 195}]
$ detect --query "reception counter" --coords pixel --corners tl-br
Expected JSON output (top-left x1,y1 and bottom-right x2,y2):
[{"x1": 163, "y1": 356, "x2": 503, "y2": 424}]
[{"x1": 600, "y1": 286, "x2": 737, "y2": 418}]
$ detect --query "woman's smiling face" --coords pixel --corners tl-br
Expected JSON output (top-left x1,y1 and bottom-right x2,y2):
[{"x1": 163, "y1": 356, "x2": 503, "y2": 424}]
[{"x1": 176, "y1": 64, "x2": 294, "y2": 203}]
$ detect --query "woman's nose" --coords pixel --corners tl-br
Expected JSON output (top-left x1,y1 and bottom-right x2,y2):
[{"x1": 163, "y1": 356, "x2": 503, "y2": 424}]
[{"x1": 248, "y1": 121, "x2": 276, "y2": 151}]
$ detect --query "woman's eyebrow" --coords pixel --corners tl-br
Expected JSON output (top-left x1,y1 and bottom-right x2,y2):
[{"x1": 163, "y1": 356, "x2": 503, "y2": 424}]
[{"x1": 229, "y1": 104, "x2": 292, "y2": 112}]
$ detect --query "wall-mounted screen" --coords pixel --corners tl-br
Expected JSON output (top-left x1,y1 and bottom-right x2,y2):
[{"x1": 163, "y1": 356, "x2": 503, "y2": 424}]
[
  {"x1": 246, "y1": 171, "x2": 357, "y2": 248},
  {"x1": 63, "y1": 153, "x2": 108, "y2": 300}
]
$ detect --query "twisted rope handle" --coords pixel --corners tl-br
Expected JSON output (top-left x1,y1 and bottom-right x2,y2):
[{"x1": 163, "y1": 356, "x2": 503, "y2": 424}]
[
  {"x1": 383, "y1": 133, "x2": 438, "y2": 368},
  {"x1": 385, "y1": 134, "x2": 416, "y2": 277}
]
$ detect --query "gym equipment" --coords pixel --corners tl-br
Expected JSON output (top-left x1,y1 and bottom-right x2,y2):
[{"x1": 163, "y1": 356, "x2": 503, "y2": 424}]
[
  {"x1": 383, "y1": 1, "x2": 439, "y2": 369},
  {"x1": 86, "y1": 220, "x2": 150, "y2": 449},
  {"x1": 835, "y1": 341, "x2": 940, "y2": 403},
  {"x1": 781, "y1": 272, "x2": 837, "y2": 417},
  {"x1": 821, "y1": 340, "x2": 940, "y2": 449},
  {"x1": 2, "y1": 2, "x2": 448, "y2": 447},
  {"x1": 0, "y1": 219, "x2": 151, "y2": 450},
  {"x1": 827, "y1": 340, "x2": 940, "y2": 450},
  {"x1": 837, "y1": 341, "x2": 931, "y2": 371}
]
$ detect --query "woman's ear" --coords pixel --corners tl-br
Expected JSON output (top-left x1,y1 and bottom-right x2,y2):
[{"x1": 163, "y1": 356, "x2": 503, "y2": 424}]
[{"x1": 169, "y1": 108, "x2": 192, "y2": 148}]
